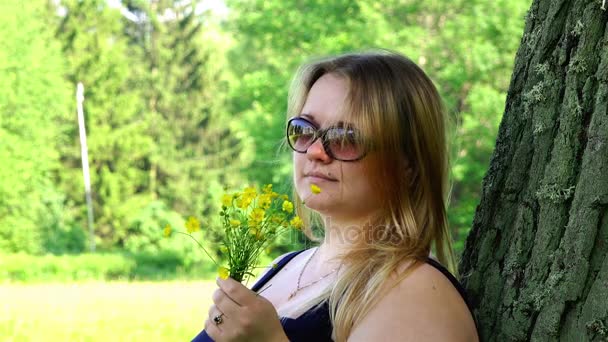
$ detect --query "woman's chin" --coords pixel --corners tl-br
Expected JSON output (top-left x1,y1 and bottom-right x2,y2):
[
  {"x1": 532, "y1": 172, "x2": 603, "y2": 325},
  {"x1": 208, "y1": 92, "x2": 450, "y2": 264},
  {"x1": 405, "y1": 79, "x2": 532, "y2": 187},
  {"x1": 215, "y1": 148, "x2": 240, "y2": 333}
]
[{"x1": 303, "y1": 196, "x2": 336, "y2": 213}]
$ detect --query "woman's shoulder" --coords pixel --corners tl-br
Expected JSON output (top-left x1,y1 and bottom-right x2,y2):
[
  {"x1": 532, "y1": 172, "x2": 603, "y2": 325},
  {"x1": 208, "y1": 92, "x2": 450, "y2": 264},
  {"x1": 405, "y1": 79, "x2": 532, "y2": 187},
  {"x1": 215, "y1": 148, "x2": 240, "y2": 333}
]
[{"x1": 348, "y1": 260, "x2": 478, "y2": 342}]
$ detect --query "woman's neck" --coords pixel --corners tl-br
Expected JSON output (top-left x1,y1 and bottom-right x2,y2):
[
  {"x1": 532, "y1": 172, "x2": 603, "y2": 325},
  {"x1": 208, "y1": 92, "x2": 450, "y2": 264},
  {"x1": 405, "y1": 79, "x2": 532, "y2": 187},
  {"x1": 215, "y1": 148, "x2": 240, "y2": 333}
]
[{"x1": 314, "y1": 213, "x2": 379, "y2": 271}]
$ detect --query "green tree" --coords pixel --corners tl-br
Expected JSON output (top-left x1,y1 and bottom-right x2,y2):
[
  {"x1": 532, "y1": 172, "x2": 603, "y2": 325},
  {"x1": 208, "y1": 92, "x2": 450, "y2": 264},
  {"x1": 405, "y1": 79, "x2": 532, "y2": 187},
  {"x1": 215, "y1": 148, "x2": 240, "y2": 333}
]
[
  {"x1": 0, "y1": 1, "x2": 76, "y2": 253},
  {"x1": 55, "y1": 0, "x2": 153, "y2": 248},
  {"x1": 121, "y1": 0, "x2": 245, "y2": 251},
  {"x1": 460, "y1": 0, "x2": 608, "y2": 340},
  {"x1": 0, "y1": 0, "x2": 73, "y2": 253}
]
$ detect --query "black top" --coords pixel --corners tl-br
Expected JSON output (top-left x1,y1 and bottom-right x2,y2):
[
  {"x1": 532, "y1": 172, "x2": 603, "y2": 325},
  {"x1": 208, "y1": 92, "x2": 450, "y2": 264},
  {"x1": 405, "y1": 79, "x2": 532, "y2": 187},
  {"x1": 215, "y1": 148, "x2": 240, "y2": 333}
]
[{"x1": 192, "y1": 249, "x2": 475, "y2": 342}]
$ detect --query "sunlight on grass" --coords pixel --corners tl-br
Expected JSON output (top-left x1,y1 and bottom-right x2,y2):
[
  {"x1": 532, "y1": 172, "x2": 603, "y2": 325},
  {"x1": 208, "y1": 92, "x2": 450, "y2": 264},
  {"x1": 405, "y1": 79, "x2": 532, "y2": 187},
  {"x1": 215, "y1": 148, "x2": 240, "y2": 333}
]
[{"x1": 0, "y1": 281, "x2": 217, "y2": 341}]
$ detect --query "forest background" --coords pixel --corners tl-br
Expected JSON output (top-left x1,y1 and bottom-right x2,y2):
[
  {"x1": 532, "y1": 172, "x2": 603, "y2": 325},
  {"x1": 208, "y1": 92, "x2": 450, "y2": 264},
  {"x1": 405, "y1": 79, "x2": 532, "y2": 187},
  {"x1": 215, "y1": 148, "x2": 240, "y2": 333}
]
[{"x1": 1, "y1": 0, "x2": 532, "y2": 282}]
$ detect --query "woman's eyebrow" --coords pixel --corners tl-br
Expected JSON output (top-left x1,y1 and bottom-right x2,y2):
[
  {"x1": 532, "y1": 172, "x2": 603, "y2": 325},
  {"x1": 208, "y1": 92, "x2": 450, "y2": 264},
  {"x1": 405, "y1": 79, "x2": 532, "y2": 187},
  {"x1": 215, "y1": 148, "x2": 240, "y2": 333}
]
[
  {"x1": 299, "y1": 113, "x2": 350, "y2": 128},
  {"x1": 299, "y1": 113, "x2": 318, "y2": 125}
]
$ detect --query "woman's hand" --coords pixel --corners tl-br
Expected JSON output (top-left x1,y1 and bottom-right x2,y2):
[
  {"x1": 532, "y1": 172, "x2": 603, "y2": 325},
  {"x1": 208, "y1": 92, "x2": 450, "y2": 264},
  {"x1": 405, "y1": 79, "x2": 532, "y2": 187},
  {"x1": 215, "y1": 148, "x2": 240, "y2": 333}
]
[{"x1": 204, "y1": 277, "x2": 288, "y2": 342}]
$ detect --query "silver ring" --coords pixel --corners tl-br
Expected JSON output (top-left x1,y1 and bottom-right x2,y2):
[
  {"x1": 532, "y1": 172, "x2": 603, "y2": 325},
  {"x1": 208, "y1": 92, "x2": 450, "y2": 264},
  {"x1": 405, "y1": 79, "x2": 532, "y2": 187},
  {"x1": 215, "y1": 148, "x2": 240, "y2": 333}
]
[{"x1": 213, "y1": 313, "x2": 224, "y2": 325}]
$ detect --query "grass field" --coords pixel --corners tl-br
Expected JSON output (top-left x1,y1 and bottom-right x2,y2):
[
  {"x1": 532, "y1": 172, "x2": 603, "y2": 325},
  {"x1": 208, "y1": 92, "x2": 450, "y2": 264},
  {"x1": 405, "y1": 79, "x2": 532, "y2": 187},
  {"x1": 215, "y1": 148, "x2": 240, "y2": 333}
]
[{"x1": 0, "y1": 281, "x2": 216, "y2": 341}]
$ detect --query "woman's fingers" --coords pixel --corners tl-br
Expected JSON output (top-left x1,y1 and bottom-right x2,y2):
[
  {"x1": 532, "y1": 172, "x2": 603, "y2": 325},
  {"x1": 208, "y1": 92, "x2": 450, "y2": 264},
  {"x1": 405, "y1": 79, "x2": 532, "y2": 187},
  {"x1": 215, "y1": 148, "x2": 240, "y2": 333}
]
[
  {"x1": 212, "y1": 287, "x2": 240, "y2": 316},
  {"x1": 208, "y1": 304, "x2": 224, "y2": 318},
  {"x1": 204, "y1": 317, "x2": 223, "y2": 339},
  {"x1": 216, "y1": 277, "x2": 257, "y2": 306},
  {"x1": 207, "y1": 277, "x2": 286, "y2": 341}
]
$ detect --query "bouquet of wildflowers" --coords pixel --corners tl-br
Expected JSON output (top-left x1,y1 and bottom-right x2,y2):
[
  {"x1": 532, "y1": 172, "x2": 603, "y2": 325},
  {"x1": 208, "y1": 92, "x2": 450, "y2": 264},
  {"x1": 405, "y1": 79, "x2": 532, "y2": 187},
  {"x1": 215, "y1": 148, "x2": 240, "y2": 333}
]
[{"x1": 163, "y1": 184, "x2": 304, "y2": 283}]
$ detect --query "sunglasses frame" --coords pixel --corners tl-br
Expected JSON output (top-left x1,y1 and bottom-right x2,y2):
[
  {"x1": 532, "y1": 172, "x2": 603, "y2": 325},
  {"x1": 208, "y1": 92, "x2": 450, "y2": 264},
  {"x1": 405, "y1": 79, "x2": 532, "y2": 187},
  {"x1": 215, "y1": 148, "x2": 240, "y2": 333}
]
[{"x1": 285, "y1": 117, "x2": 367, "y2": 162}]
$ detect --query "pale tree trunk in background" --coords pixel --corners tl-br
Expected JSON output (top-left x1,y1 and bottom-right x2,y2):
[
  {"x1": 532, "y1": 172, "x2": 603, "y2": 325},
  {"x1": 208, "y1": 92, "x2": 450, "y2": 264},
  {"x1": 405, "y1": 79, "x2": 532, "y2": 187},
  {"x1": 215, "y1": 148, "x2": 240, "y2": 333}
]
[
  {"x1": 76, "y1": 82, "x2": 95, "y2": 253},
  {"x1": 459, "y1": 0, "x2": 608, "y2": 341}
]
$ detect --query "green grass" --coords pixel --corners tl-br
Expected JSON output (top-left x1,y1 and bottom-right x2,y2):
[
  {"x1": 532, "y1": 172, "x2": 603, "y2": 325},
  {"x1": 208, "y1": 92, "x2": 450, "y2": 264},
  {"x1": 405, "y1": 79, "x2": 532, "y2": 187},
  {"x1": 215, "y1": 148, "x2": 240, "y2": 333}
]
[{"x1": 0, "y1": 281, "x2": 218, "y2": 341}]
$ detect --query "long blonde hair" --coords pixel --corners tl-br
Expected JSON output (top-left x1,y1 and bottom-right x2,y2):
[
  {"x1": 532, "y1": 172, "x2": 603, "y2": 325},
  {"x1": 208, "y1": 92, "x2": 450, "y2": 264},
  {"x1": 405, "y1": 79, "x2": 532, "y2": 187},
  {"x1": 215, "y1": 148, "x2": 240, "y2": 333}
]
[{"x1": 286, "y1": 50, "x2": 455, "y2": 341}]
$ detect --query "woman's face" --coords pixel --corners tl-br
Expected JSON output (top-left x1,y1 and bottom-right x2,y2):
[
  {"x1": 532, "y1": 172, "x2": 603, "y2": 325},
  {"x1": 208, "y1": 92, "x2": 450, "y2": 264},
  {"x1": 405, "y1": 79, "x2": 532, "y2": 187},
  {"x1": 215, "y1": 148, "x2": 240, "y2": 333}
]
[{"x1": 293, "y1": 73, "x2": 382, "y2": 223}]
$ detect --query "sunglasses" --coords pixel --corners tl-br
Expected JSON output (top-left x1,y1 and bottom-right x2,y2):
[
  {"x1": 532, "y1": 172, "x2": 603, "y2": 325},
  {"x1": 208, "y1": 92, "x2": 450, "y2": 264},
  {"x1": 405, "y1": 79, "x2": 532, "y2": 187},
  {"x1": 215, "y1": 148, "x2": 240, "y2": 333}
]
[{"x1": 286, "y1": 117, "x2": 367, "y2": 161}]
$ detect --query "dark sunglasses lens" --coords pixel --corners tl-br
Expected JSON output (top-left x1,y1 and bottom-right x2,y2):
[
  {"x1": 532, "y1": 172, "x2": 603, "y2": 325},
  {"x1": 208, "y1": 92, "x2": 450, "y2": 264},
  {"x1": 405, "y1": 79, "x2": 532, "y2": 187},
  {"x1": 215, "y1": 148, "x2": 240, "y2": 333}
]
[
  {"x1": 287, "y1": 119, "x2": 316, "y2": 152},
  {"x1": 325, "y1": 128, "x2": 364, "y2": 161}
]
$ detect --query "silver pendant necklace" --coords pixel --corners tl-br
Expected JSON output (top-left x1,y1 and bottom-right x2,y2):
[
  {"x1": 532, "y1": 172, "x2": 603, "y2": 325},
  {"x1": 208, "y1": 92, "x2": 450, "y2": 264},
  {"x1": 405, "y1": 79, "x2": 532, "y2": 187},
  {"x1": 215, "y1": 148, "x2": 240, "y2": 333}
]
[{"x1": 288, "y1": 247, "x2": 341, "y2": 300}]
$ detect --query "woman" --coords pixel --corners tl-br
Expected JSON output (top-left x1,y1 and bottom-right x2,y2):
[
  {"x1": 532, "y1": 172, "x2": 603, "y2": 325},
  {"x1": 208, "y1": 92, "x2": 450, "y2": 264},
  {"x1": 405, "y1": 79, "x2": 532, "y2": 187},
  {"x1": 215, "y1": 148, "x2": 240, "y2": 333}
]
[{"x1": 192, "y1": 51, "x2": 478, "y2": 342}]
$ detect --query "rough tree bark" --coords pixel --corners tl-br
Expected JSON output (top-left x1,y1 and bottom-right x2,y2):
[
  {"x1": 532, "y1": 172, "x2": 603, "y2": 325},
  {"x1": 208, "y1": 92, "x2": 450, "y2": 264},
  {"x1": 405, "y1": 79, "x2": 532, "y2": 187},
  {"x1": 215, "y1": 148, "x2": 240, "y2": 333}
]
[{"x1": 459, "y1": 1, "x2": 608, "y2": 341}]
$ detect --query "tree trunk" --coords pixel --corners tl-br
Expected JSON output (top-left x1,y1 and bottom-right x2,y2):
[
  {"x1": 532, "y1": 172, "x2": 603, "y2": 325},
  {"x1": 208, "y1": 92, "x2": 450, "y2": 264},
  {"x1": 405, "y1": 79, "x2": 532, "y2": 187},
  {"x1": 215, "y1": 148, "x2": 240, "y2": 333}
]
[{"x1": 459, "y1": 1, "x2": 608, "y2": 341}]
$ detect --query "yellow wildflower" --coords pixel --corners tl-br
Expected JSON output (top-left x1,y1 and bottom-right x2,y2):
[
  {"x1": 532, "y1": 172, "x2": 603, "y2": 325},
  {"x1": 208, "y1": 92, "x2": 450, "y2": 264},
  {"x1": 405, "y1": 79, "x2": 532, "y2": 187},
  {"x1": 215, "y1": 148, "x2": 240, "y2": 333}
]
[
  {"x1": 258, "y1": 194, "x2": 272, "y2": 210},
  {"x1": 290, "y1": 216, "x2": 303, "y2": 229},
  {"x1": 238, "y1": 196, "x2": 253, "y2": 209},
  {"x1": 310, "y1": 184, "x2": 322, "y2": 194},
  {"x1": 262, "y1": 184, "x2": 273, "y2": 194},
  {"x1": 185, "y1": 216, "x2": 201, "y2": 233},
  {"x1": 221, "y1": 194, "x2": 233, "y2": 207},
  {"x1": 229, "y1": 219, "x2": 241, "y2": 228},
  {"x1": 282, "y1": 200, "x2": 293, "y2": 213},
  {"x1": 246, "y1": 226, "x2": 264, "y2": 240},
  {"x1": 243, "y1": 186, "x2": 257, "y2": 197},
  {"x1": 163, "y1": 224, "x2": 172, "y2": 237},
  {"x1": 249, "y1": 208, "x2": 265, "y2": 224},
  {"x1": 218, "y1": 266, "x2": 230, "y2": 280},
  {"x1": 270, "y1": 215, "x2": 283, "y2": 225}
]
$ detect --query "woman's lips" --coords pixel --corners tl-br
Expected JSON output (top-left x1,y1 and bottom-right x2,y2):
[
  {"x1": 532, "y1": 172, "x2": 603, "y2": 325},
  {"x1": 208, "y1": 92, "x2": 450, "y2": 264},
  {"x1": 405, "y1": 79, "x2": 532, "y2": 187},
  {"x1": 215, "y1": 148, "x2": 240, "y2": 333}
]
[{"x1": 306, "y1": 175, "x2": 337, "y2": 182}]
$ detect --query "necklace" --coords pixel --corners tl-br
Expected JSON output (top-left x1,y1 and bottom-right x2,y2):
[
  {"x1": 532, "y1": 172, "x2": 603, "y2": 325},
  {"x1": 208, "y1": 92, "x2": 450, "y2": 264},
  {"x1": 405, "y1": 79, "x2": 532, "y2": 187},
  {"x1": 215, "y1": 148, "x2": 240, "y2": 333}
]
[{"x1": 288, "y1": 247, "x2": 341, "y2": 300}]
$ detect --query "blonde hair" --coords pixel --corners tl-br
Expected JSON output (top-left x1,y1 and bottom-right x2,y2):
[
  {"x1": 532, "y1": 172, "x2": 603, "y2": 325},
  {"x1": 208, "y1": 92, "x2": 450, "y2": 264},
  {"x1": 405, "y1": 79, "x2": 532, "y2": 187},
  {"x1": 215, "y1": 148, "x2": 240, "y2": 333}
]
[{"x1": 286, "y1": 50, "x2": 456, "y2": 341}]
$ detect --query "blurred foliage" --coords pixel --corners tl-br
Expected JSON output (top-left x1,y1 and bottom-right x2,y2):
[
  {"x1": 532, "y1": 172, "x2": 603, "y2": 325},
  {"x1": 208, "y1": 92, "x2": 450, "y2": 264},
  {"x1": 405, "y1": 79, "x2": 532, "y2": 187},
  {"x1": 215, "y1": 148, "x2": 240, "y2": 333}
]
[
  {"x1": 0, "y1": 0, "x2": 530, "y2": 267},
  {"x1": 0, "y1": 251, "x2": 215, "y2": 282},
  {"x1": 54, "y1": 0, "x2": 154, "y2": 249},
  {"x1": 0, "y1": 0, "x2": 73, "y2": 253}
]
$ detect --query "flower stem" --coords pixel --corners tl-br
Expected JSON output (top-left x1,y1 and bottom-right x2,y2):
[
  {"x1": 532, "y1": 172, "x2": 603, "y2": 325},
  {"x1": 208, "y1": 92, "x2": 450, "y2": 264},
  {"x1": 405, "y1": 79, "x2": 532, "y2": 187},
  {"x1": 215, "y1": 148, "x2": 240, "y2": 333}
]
[{"x1": 175, "y1": 231, "x2": 218, "y2": 266}]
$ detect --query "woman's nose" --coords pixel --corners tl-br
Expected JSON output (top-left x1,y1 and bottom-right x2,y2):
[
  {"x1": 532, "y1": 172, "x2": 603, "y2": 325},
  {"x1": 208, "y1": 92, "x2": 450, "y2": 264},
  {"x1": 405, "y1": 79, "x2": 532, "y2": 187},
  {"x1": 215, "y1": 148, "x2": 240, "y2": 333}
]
[{"x1": 306, "y1": 138, "x2": 332, "y2": 163}]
